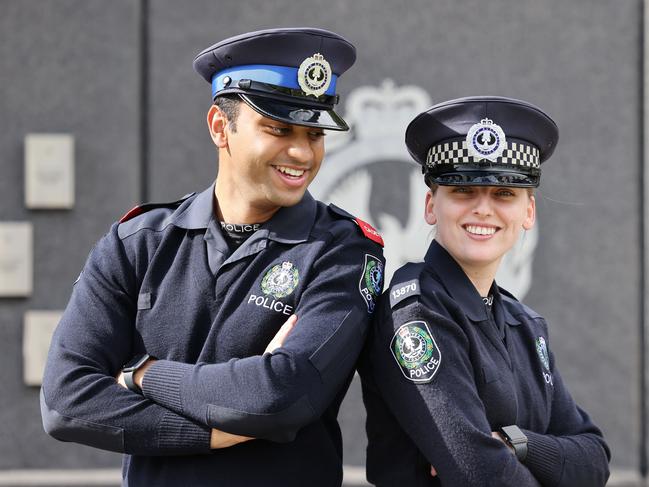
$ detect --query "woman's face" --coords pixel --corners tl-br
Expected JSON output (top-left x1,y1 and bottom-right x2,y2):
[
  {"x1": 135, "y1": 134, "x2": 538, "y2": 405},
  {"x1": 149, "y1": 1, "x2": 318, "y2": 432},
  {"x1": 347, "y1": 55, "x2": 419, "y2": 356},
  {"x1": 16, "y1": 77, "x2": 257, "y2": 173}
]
[{"x1": 425, "y1": 185, "x2": 536, "y2": 276}]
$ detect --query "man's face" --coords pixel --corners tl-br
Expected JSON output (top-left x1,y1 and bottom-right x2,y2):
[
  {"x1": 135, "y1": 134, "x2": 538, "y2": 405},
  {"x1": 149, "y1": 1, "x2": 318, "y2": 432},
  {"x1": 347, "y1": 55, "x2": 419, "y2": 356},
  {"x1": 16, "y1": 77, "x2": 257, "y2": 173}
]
[{"x1": 217, "y1": 103, "x2": 326, "y2": 214}]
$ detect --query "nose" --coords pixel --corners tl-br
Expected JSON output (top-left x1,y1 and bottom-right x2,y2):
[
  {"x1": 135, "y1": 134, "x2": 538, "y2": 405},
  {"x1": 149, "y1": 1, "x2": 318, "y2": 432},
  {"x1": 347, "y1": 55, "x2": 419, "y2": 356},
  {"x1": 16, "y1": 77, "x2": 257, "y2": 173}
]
[
  {"x1": 287, "y1": 134, "x2": 314, "y2": 165},
  {"x1": 472, "y1": 192, "x2": 493, "y2": 217}
]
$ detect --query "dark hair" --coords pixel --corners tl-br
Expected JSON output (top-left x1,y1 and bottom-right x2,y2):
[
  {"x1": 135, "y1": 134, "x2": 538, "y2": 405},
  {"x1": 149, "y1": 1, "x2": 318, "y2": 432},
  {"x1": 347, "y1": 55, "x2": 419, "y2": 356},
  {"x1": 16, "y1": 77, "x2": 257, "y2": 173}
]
[{"x1": 213, "y1": 94, "x2": 241, "y2": 132}]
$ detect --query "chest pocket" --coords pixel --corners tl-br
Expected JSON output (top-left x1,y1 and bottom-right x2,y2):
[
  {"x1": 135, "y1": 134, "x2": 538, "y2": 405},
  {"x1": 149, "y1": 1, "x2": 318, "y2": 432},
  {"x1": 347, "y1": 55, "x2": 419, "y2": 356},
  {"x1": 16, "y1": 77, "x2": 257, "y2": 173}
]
[{"x1": 482, "y1": 365, "x2": 501, "y2": 384}]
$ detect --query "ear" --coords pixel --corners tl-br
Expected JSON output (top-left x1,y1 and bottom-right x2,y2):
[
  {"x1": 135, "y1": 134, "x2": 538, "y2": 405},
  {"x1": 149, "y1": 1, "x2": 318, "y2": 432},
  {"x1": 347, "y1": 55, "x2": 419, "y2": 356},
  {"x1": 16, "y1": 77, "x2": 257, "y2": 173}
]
[
  {"x1": 522, "y1": 194, "x2": 536, "y2": 230},
  {"x1": 424, "y1": 190, "x2": 437, "y2": 225},
  {"x1": 207, "y1": 105, "x2": 229, "y2": 148}
]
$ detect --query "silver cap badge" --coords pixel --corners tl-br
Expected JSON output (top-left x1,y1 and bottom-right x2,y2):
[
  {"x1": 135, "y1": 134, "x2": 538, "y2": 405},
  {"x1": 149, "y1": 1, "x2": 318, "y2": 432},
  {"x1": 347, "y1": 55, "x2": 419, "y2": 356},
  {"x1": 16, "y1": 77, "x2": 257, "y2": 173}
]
[
  {"x1": 466, "y1": 118, "x2": 507, "y2": 162},
  {"x1": 297, "y1": 53, "x2": 332, "y2": 97}
]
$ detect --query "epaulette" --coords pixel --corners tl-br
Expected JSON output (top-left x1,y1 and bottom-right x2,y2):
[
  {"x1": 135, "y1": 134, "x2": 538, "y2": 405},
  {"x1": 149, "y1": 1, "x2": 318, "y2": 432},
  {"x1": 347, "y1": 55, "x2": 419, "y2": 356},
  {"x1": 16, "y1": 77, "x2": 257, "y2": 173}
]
[
  {"x1": 119, "y1": 192, "x2": 196, "y2": 223},
  {"x1": 388, "y1": 262, "x2": 425, "y2": 309},
  {"x1": 499, "y1": 289, "x2": 542, "y2": 319},
  {"x1": 327, "y1": 204, "x2": 384, "y2": 247}
]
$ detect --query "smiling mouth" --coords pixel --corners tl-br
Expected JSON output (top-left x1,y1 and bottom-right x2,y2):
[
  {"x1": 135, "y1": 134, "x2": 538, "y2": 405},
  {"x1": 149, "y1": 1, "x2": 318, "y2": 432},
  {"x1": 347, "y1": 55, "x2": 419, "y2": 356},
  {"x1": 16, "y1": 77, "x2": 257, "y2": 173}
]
[
  {"x1": 274, "y1": 165, "x2": 306, "y2": 178},
  {"x1": 463, "y1": 224, "x2": 498, "y2": 236}
]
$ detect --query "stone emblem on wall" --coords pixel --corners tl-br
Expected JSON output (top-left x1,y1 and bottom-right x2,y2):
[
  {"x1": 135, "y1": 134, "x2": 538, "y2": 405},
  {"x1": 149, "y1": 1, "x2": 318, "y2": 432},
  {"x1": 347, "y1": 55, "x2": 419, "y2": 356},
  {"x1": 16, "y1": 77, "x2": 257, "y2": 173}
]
[{"x1": 310, "y1": 80, "x2": 538, "y2": 298}]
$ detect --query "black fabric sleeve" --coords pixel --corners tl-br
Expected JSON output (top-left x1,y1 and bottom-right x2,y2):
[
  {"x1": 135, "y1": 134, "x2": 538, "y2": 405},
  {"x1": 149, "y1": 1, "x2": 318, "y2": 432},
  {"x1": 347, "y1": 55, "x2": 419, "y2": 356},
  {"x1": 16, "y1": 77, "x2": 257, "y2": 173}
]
[
  {"x1": 520, "y1": 347, "x2": 610, "y2": 487},
  {"x1": 40, "y1": 223, "x2": 212, "y2": 455}
]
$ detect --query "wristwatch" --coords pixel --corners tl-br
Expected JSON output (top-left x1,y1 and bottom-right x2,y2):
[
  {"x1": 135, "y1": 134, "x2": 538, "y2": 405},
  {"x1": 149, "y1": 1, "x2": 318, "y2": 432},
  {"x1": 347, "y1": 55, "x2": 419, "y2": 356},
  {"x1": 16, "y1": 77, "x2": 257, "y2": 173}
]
[
  {"x1": 500, "y1": 425, "x2": 528, "y2": 461},
  {"x1": 122, "y1": 354, "x2": 151, "y2": 394}
]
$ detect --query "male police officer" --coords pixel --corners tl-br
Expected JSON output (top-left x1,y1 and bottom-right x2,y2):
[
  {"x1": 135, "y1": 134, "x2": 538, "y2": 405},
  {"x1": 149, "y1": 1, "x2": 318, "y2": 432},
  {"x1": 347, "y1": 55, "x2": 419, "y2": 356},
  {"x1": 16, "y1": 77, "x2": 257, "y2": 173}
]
[{"x1": 41, "y1": 27, "x2": 385, "y2": 486}]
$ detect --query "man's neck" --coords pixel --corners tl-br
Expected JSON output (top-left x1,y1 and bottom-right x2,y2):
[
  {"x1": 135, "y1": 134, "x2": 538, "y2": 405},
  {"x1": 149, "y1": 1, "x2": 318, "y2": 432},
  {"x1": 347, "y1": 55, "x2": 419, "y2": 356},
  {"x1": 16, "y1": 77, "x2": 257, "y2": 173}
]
[{"x1": 213, "y1": 182, "x2": 279, "y2": 224}]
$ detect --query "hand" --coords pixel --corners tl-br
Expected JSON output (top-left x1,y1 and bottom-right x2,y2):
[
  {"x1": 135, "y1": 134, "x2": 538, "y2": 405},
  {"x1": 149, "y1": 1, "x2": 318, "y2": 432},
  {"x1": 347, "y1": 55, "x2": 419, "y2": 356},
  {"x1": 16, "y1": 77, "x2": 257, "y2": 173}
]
[
  {"x1": 430, "y1": 465, "x2": 437, "y2": 477},
  {"x1": 264, "y1": 314, "x2": 298, "y2": 354},
  {"x1": 210, "y1": 429, "x2": 253, "y2": 449},
  {"x1": 210, "y1": 316, "x2": 296, "y2": 449}
]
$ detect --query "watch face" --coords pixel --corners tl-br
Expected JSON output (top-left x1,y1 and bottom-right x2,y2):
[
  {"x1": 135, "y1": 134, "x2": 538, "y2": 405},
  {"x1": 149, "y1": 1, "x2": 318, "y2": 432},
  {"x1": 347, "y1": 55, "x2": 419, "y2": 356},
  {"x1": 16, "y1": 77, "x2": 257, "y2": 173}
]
[
  {"x1": 501, "y1": 425, "x2": 527, "y2": 443},
  {"x1": 123, "y1": 354, "x2": 149, "y2": 370}
]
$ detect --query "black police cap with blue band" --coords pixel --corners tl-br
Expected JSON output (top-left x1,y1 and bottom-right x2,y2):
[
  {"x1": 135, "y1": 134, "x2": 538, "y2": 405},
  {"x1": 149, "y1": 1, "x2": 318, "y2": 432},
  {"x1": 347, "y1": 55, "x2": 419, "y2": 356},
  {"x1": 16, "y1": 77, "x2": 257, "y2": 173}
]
[
  {"x1": 405, "y1": 96, "x2": 559, "y2": 187},
  {"x1": 193, "y1": 27, "x2": 356, "y2": 131}
]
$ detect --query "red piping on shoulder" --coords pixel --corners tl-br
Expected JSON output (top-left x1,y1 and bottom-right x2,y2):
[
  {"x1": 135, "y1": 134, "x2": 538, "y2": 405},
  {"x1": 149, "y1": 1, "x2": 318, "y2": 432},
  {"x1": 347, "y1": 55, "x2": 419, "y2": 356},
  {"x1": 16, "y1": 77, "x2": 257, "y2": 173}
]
[
  {"x1": 119, "y1": 205, "x2": 146, "y2": 223},
  {"x1": 354, "y1": 217, "x2": 384, "y2": 247}
]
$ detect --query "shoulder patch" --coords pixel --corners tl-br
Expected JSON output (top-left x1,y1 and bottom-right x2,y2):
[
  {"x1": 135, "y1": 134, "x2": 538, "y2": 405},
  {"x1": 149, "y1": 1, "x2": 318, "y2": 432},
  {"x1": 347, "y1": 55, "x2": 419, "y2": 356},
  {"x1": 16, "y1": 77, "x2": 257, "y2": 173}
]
[
  {"x1": 390, "y1": 321, "x2": 441, "y2": 383},
  {"x1": 327, "y1": 204, "x2": 384, "y2": 247},
  {"x1": 359, "y1": 254, "x2": 384, "y2": 313},
  {"x1": 119, "y1": 192, "x2": 196, "y2": 223}
]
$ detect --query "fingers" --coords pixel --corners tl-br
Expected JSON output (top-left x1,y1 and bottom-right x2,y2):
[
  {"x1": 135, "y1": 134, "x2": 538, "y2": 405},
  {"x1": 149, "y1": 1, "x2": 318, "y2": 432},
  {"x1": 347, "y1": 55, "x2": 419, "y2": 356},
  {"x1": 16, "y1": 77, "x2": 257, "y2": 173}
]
[
  {"x1": 210, "y1": 429, "x2": 253, "y2": 449},
  {"x1": 430, "y1": 465, "x2": 437, "y2": 477},
  {"x1": 263, "y1": 314, "x2": 298, "y2": 354}
]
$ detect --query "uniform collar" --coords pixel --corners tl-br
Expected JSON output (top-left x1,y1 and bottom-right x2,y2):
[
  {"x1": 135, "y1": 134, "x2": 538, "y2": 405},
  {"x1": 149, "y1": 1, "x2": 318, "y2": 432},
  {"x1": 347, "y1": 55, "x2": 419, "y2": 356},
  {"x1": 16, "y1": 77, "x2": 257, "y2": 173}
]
[
  {"x1": 262, "y1": 191, "x2": 316, "y2": 243},
  {"x1": 168, "y1": 183, "x2": 316, "y2": 243},
  {"x1": 423, "y1": 240, "x2": 518, "y2": 327},
  {"x1": 168, "y1": 185, "x2": 215, "y2": 230}
]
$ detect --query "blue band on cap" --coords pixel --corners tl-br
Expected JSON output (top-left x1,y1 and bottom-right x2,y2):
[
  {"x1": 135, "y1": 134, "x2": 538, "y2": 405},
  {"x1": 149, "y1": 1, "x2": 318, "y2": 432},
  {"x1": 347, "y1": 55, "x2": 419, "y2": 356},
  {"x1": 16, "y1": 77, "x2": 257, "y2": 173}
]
[{"x1": 211, "y1": 64, "x2": 338, "y2": 98}]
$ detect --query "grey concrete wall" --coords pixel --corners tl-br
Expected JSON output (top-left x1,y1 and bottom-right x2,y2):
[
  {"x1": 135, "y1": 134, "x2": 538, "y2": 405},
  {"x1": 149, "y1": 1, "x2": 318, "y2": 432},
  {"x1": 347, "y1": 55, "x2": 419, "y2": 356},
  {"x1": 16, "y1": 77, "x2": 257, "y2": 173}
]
[
  {"x1": 0, "y1": 0, "x2": 641, "y2": 479},
  {"x1": 0, "y1": 0, "x2": 139, "y2": 469}
]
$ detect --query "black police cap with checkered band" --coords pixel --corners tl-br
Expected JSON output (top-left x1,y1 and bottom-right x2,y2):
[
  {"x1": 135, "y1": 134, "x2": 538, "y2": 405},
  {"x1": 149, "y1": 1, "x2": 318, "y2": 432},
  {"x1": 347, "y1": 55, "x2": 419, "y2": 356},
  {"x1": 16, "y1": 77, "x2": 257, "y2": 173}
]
[
  {"x1": 194, "y1": 27, "x2": 356, "y2": 131},
  {"x1": 405, "y1": 96, "x2": 559, "y2": 187}
]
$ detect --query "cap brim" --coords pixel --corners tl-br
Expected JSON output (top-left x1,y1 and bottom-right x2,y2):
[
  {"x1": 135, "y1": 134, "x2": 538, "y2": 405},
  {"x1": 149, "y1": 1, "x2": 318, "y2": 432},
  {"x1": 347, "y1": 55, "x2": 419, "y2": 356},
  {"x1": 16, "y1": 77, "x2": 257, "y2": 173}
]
[
  {"x1": 240, "y1": 94, "x2": 349, "y2": 131},
  {"x1": 429, "y1": 168, "x2": 540, "y2": 188}
]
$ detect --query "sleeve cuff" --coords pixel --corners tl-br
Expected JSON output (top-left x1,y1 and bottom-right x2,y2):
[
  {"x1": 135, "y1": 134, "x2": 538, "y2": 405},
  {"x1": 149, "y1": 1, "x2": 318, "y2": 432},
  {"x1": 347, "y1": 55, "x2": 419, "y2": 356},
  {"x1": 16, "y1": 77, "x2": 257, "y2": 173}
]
[
  {"x1": 522, "y1": 429, "x2": 564, "y2": 486},
  {"x1": 142, "y1": 360, "x2": 193, "y2": 412},
  {"x1": 155, "y1": 411, "x2": 211, "y2": 454}
]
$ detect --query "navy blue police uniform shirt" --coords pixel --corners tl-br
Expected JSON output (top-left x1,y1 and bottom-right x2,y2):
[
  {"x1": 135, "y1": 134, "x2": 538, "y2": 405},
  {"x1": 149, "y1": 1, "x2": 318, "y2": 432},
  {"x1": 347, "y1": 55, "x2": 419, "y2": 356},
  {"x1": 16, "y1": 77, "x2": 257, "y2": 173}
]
[
  {"x1": 40, "y1": 185, "x2": 385, "y2": 487},
  {"x1": 359, "y1": 240, "x2": 610, "y2": 487}
]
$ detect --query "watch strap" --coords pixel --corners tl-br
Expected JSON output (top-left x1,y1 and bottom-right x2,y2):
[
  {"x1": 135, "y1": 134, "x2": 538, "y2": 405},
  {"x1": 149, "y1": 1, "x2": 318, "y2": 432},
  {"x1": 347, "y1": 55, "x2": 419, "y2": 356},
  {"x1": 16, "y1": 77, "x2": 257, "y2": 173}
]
[
  {"x1": 122, "y1": 354, "x2": 151, "y2": 394},
  {"x1": 500, "y1": 425, "x2": 528, "y2": 461}
]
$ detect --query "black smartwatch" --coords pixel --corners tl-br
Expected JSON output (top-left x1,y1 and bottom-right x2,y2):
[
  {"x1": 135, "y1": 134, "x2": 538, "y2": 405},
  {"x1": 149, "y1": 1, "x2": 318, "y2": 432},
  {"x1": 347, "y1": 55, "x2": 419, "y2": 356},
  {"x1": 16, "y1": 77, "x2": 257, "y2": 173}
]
[
  {"x1": 500, "y1": 425, "x2": 528, "y2": 461},
  {"x1": 122, "y1": 354, "x2": 151, "y2": 394}
]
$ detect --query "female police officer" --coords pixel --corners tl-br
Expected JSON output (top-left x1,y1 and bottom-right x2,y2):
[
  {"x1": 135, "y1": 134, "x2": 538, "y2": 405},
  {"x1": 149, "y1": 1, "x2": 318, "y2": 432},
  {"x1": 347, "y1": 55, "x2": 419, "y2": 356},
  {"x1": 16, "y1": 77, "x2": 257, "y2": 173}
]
[{"x1": 359, "y1": 96, "x2": 610, "y2": 486}]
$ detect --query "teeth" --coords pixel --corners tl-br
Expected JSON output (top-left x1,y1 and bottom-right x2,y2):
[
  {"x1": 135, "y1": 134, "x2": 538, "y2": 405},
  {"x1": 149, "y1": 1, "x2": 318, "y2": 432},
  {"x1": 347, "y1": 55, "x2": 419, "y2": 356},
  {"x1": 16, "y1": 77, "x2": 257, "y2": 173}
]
[
  {"x1": 465, "y1": 225, "x2": 496, "y2": 236},
  {"x1": 276, "y1": 166, "x2": 305, "y2": 177}
]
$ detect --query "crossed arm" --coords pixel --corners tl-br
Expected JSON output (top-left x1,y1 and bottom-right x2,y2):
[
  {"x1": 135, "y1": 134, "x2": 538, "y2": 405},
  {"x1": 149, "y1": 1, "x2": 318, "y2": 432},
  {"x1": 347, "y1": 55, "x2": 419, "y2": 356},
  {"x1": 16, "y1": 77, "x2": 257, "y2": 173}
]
[{"x1": 115, "y1": 314, "x2": 298, "y2": 449}]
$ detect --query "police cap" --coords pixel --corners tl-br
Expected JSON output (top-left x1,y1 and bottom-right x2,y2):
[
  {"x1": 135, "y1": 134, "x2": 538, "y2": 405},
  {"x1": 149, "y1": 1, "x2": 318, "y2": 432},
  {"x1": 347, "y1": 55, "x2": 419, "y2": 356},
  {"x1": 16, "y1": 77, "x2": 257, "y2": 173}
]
[
  {"x1": 194, "y1": 27, "x2": 356, "y2": 131},
  {"x1": 405, "y1": 96, "x2": 559, "y2": 187}
]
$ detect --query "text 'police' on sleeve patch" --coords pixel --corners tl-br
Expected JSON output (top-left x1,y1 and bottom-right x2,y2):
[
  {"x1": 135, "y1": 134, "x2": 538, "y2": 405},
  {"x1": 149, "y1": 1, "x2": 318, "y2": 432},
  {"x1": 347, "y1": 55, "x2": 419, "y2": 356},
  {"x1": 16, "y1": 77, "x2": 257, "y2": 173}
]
[
  {"x1": 359, "y1": 254, "x2": 384, "y2": 313},
  {"x1": 390, "y1": 321, "x2": 441, "y2": 383}
]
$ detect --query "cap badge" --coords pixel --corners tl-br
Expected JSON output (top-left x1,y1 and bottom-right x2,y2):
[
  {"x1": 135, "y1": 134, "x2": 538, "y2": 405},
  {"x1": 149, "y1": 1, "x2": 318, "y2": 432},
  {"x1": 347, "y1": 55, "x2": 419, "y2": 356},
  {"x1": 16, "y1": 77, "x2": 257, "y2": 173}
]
[
  {"x1": 466, "y1": 118, "x2": 507, "y2": 162},
  {"x1": 298, "y1": 53, "x2": 332, "y2": 97}
]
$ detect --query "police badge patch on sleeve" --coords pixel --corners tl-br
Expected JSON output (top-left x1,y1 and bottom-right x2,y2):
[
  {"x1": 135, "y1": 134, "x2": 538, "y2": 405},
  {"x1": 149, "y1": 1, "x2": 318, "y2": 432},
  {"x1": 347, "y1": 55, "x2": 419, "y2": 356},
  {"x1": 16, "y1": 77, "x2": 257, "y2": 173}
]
[
  {"x1": 390, "y1": 321, "x2": 441, "y2": 383},
  {"x1": 359, "y1": 254, "x2": 384, "y2": 313}
]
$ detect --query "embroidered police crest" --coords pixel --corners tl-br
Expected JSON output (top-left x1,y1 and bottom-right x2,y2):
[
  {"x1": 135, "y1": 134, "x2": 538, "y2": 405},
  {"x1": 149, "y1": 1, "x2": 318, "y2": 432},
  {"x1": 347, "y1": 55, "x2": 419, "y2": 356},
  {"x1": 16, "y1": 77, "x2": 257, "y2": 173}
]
[
  {"x1": 536, "y1": 336, "x2": 550, "y2": 371},
  {"x1": 390, "y1": 321, "x2": 441, "y2": 383},
  {"x1": 359, "y1": 254, "x2": 384, "y2": 313},
  {"x1": 297, "y1": 53, "x2": 332, "y2": 97},
  {"x1": 466, "y1": 118, "x2": 507, "y2": 162},
  {"x1": 261, "y1": 261, "x2": 299, "y2": 299}
]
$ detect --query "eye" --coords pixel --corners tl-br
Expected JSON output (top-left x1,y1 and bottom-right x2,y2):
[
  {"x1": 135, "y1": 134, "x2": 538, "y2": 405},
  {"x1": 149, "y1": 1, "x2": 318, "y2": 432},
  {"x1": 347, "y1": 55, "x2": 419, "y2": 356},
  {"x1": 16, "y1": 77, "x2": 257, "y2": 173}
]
[
  {"x1": 451, "y1": 186, "x2": 473, "y2": 194},
  {"x1": 495, "y1": 188, "x2": 516, "y2": 197},
  {"x1": 266, "y1": 125, "x2": 290, "y2": 136},
  {"x1": 309, "y1": 130, "x2": 326, "y2": 139}
]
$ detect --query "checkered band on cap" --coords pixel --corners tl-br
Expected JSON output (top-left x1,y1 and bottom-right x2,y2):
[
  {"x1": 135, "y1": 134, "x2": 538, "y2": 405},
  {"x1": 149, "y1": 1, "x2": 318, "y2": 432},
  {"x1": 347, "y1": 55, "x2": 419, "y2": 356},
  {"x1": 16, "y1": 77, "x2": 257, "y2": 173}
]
[{"x1": 426, "y1": 139, "x2": 540, "y2": 170}]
